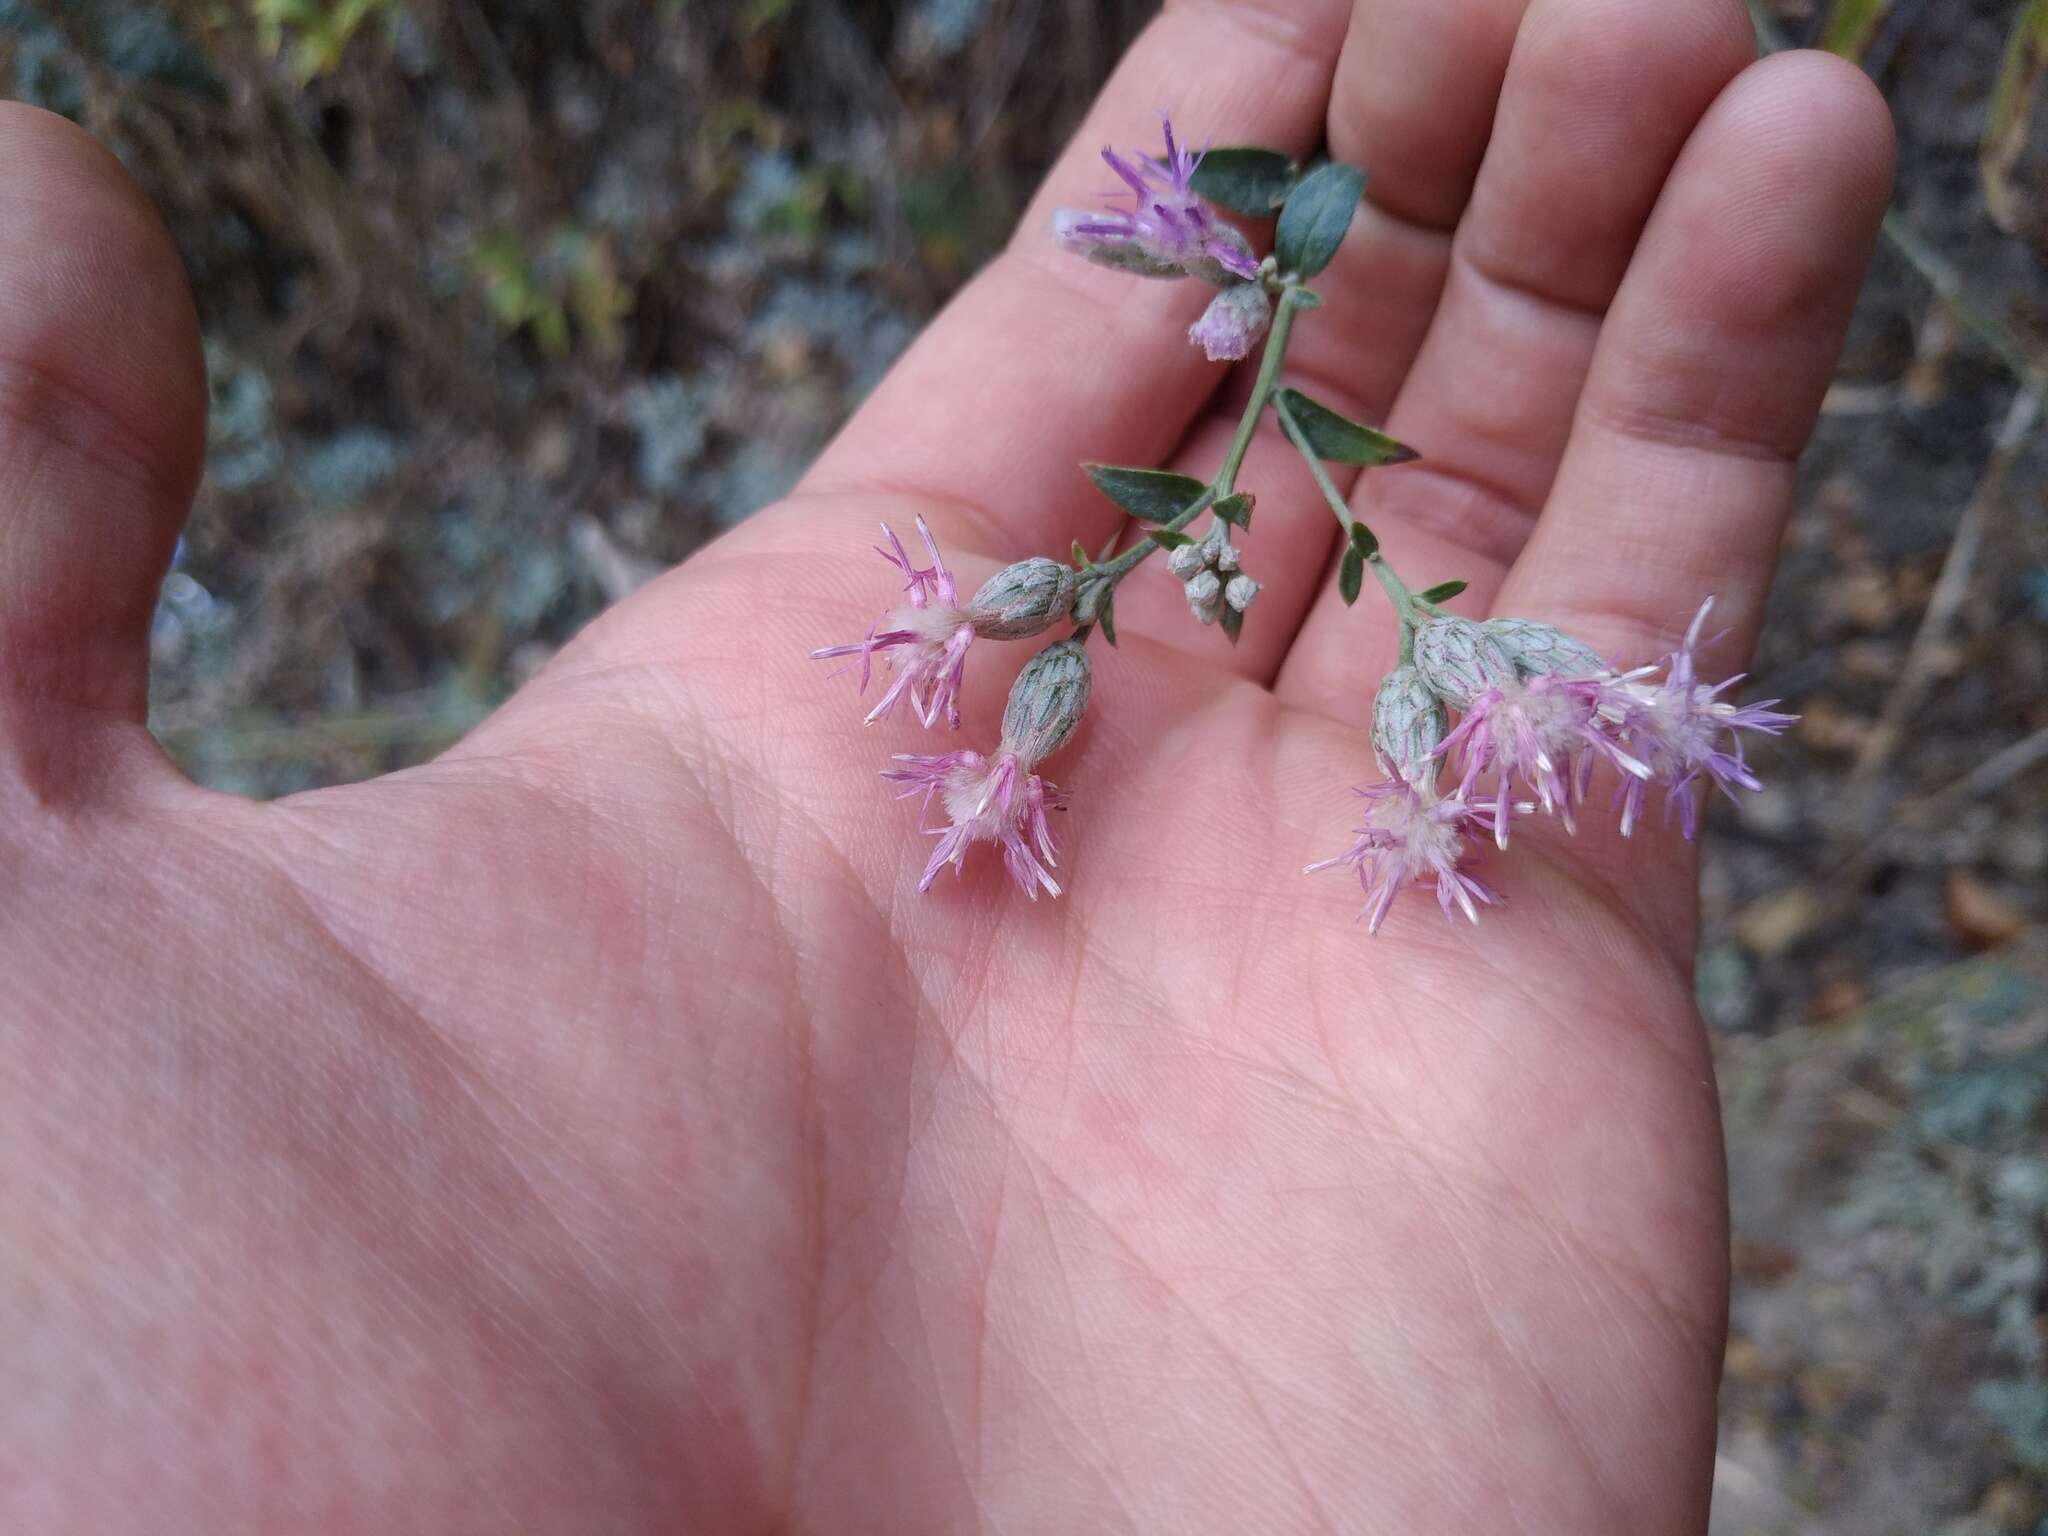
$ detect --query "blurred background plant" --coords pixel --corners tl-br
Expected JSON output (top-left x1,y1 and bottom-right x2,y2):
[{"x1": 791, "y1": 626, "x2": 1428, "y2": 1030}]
[{"x1": 0, "y1": 1, "x2": 2044, "y2": 1528}]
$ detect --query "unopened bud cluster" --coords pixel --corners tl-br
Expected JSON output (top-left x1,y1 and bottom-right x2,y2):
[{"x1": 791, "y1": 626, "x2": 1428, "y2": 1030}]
[{"x1": 1166, "y1": 533, "x2": 1260, "y2": 626}]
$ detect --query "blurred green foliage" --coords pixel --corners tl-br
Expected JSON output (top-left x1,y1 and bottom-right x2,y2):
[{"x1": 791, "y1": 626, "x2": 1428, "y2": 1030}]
[
  {"x1": 1987, "y1": 0, "x2": 2048, "y2": 231},
  {"x1": 1832, "y1": 955, "x2": 2048, "y2": 1468},
  {"x1": 469, "y1": 228, "x2": 634, "y2": 361},
  {"x1": 245, "y1": 0, "x2": 401, "y2": 82}
]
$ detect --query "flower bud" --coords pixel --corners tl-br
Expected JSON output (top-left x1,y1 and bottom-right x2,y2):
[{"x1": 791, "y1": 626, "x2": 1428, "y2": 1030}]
[
  {"x1": 1001, "y1": 639, "x2": 1093, "y2": 765},
  {"x1": 1224, "y1": 574, "x2": 1261, "y2": 613},
  {"x1": 1372, "y1": 664, "x2": 1450, "y2": 784},
  {"x1": 1187, "y1": 282, "x2": 1273, "y2": 362},
  {"x1": 1184, "y1": 569, "x2": 1223, "y2": 625},
  {"x1": 1412, "y1": 616, "x2": 1517, "y2": 707},
  {"x1": 1483, "y1": 618, "x2": 1609, "y2": 681},
  {"x1": 1211, "y1": 540, "x2": 1241, "y2": 574},
  {"x1": 967, "y1": 557, "x2": 1078, "y2": 640},
  {"x1": 1166, "y1": 541, "x2": 1207, "y2": 580}
]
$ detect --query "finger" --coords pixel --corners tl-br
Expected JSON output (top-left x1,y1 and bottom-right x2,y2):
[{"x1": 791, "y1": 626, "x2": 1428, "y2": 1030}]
[
  {"x1": 1271, "y1": 0, "x2": 1533, "y2": 424},
  {"x1": 1274, "y1": 0, "x2": 1758, "y2": 723},
  {"x1": 1106, "y1": 0, "x2": 1532, "y2": 681},
  {"x1": 1478, "y1": 51, "x2": 1891, "y2": 942},
  {"x1": 0, "y1": 106, "x2": 204, "y2": 792},
  {"x1": 1491, "y1": 51, "x2": 1894, "y2": 667},
  {"x1": 795, "y1": 0, "x2": 1352, "y2": 560}
]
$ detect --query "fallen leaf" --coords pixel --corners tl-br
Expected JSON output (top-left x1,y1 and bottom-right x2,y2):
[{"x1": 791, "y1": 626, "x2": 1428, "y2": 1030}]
[
  {"x1": 1946, "y1": 871, "x2": 2030, "y2": 951},
  {"x1": 1735, "y1": 885, "x2": 1824, "y2": 959}
]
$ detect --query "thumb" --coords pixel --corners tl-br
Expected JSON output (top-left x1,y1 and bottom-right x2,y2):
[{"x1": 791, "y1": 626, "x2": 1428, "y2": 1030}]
[{"x1": 0, "y1": 105, "x2": 204, "y2": 786}]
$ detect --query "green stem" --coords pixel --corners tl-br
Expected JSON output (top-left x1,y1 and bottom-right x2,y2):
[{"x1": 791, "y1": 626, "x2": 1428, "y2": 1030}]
[
  {"x1": 1274, "y1": 390, "x2": 1354, "y2": 534},
  {"x1": 1370, "y1": 558, "x2": 1423, "y2": 628},
  {"x1": 1074, "y1": 279, "x2": 1435, "y2": 647},
  {"x1": 1214, "y1": 285, "x2": 1307, "y2": 497},
  {"x1": 1275, "y1": 387, "x2": 1425, "y2": 641},
  {"x1": 1075, "y1": 285, "x2": 1307, "y2": 608}
]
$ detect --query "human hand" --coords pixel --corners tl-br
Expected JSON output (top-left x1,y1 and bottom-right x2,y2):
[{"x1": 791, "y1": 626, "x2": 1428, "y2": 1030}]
[{"x1": 0, "y1": 2, "x2": 1891, "y2": 1529}]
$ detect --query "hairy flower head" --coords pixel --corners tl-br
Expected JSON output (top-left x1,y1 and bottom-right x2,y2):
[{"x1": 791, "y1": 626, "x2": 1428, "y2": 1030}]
[
  {"x1": 810, "y1": 516, "x2": 977, "y2": 729},
  {"x1": 1606, "y1": 599, "x2": 1797, "y2": 838},
  {"x1": 1305, "y1": 779, "x2": 1507, "y2": 934},
  {"x1": 1052, "y1": 117, "x2": 1260, "y2": 286}
]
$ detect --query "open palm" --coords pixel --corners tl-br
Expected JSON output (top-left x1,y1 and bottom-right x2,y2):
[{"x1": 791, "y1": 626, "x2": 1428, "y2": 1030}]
[{"x1": 1, "y1": 2, "x2": 1892, "y2": 1530}]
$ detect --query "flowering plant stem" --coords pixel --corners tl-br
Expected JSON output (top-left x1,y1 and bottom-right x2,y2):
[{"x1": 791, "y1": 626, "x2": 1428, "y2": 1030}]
[
  {"x1": 1214, "y1": 283, "x2": 1309, "y2": 497},
  {"x1": 1266, "y1": 344, "x2": 1431, "y2": 644},
  {"x1": 1083, "y1": 280, "x2": 1418, "y2": 623},
  {"x1": 818, "y1": 116, "x2": 1800, "y2": 920}
]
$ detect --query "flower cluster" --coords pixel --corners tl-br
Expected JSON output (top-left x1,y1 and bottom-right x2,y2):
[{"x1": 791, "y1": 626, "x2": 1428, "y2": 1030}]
[
  {"x1": 1165, "y1": 528, "x2": 1260, "y2": 626},
  {"x1": 1310, "y1": 601, "x2": 1795, "y2": 931},
  {"x1": 814, "y1": 518, "x2": 1093, "y2": 896},
  {"x1": 810, "y1": 117, "x2": 1800, "y2": 937}
]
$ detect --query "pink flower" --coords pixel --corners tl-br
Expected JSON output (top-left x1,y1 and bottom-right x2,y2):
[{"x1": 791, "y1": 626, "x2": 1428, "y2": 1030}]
[
  {"x1": 811, "y1": 516, "x2": 977, "y2": 729},
  {"x1": 1188, "y1": 283, "x2": 1272, "y2": 361},
  {"x1": 1439, "y1": 673, "x2": 1651, "y2": 843},
  {"x1": 1053, "y1": 117, "x2": 1260, "y2": 285},
  {"x1": 1608, "y1": 599, "x2": 1798, "y2": 838},
  {"x1": 883, "y1": 749, "x2": 1068, "y2": 899},
  {"x1": 1305, "y1": 779, "x2": 1506, "y2": 934},
  {"x1": 879, "y1": 640, "x2": 1092, "y2": 900}
]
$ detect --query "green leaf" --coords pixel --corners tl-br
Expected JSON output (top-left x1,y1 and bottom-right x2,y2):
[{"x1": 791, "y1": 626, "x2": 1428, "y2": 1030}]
[
  {"x1": 1098, "y1": 593, "x2": 1118, "y2": 647},
  {"x1": 1188, "y1": 146, "x2": 1300, "y2": 215},
  {"x1": 1083, "y1": 464, "x2": 1208, "y2": 522},
  {"x1": 1070, "y1": 539, "x2": 1091, "y2": 568},
  {"x1": 1219, "y1": 603, "x2": 1245, "y2": 645},
  {"x1": 1820, "y1": 0, "x2": 1890, "y2": 59},
  {"x1": 1348, "y1": 521, "x2": 1379, "y2": 560},
  {"x1": 1418, "y1": 579, "x2": 1468, "y2": 604},
  {"x1": 1274, "y1": 161, "x2": 1366, "y2": 278},
  {"x1": 1289, "y1": 288, "x2": 1325, "y2": 309},
  {"x1": 1338, "y1": 547, "x2": 1364, "y2": 606},
  {"x1": 1148, "y1": 528, "x2": 1195, "y2": 550},
  {"x1": 1276, "y1": 388, "x2": 1419, "y2": 467},
  {"x1": 1213, "y1": 491, "x2": 1255, "y2": 530}
]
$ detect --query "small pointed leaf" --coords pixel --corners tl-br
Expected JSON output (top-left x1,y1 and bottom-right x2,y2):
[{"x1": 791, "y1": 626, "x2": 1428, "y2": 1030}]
[
  {"x1": 1098, "y1": 593, "x2": 1117, "y2": 647},
  {"x1": 1084, "y1": 464, "x2": 1209, "y2": 522},
  {"x1": 1274, "y1": 161, "x2": 1366, "y2": 279},
  {"x1": 1219, "y1": 603, "x2": 1245, "y2": 645},
  {"x1": 1070, "y1": 540, "x2": 1091, "y2": 568},
  {"x1": 1418, "y1": 579, "x2": 1468, "y2": 604},
  {"x1": 1338, "y1": 547, "x2": 1364, "y2": 606},
  {"x1": 1188, "y1": 146, "x2": 1299, "y2": 215},
  {"x1": 1276, "y1": 388, "x2": 1418, "y2": 467},
  {"x1": 1148, "y1": 528, "x2": 1195, "y2": 550},
  {"x1": 1348, "y1": 521, "x2": 1379, "y2": 560},
  {"x1": 1213, "y1": 491, "x2": 1255, "y2": 530}
]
